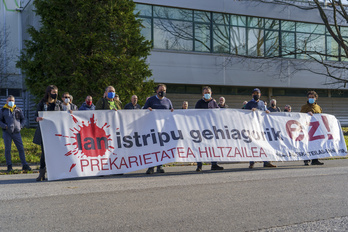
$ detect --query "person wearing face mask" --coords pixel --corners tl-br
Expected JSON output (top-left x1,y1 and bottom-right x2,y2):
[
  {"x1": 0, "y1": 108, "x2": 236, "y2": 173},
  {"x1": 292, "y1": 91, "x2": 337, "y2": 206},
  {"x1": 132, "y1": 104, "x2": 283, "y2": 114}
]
[
  {"x1": 300, "y1": 90, "x2": 324, "y2": 166},
  {"x1": 60, "y1": 92, "x2": 78, "y2": 112},
  {"x1": 284, "y1": 105, "x2": 292, "y2": 112},
  {"x1": 244, "y1": 88, "x2": 276, "y2": 169},
  {"x1": 79, "y1": 95, "x2": 95, "y2": 110},
  {"x1": 34, "y1": 85, "x2": 63, "y2": 181},
  {"x1": 96, "y1": 86, "x2": 122, "y2": 110},
  {"x1": 0, "y1": 95, "x2": 31, "y2": 172},
  {"x1": 143, "y1": 84, "x2": 174, "y2": 174},
  {"x1": 267, "y1": 99, "x2": 281, "y2": 112},
  {"x1": 194, "y1": 86, "x2": 224, "y2": 172}
]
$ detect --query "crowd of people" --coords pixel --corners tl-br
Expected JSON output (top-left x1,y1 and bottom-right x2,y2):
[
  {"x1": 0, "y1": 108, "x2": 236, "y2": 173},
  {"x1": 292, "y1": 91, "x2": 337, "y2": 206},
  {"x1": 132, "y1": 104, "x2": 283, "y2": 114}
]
[{"x1": 0, "y1": 84, "x2": 324, "y2": 181}]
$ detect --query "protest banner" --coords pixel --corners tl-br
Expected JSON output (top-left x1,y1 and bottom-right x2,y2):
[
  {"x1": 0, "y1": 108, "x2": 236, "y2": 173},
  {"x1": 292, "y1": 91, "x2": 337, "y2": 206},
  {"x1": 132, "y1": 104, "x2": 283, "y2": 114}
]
[{"x1": 39, "y1": 109, "x2": 347, "y2": 180}]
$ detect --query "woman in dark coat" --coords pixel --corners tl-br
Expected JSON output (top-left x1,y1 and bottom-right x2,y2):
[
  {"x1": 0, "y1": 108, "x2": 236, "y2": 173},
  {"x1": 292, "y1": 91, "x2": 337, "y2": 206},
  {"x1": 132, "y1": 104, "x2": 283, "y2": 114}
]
[{"x1": 34, "y1": 85, "x2": 62, "y2": 181}]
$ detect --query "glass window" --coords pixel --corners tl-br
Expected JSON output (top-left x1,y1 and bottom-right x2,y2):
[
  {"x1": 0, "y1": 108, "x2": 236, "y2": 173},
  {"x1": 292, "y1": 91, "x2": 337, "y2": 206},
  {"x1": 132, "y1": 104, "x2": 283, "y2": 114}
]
[
  {"x1": 167, "y1": 85, "x2": 185, "y2": 93},
  {"x1": 186, "y1": 86, "x2": 201, "y2": 94},
  {"x1": 195, "y1": 23, "x2": 211, "y2": 52},
  {"x1": 296, "y1": 23, "x2": 325, "y2": 34},
  {"x1": 265, "y1": 19, "x2": 279, "y2": 30},
  {"x1": 153, "y1": 6, "x2": 192, "y2": 21},
  {"x1": 297, "y1": 33, "x2": 325, "y2": 59},
  {"x1": 138, "y1": 17, "x2": 152, "y2": 42},
  {"x1": 8, "y1": 89, "x2": 21, "y2": 97},
  {"x1": 248, "y1": 17, "x2": 263, "y2": 28},
  {"x1": 281, "y1": 31, "x2": 295, "y2": 58},
  {"x1": 331, "y1": 90, "x2": 348, "y2": 97},
  {"x1": 247, "y1": 28, "x2": 264, "y2": 57},
  {"x1": 213, "y1": 25, "x2": 229, "y2": 53},
  {"x1": 194, "y1": 11, "x2": 210, "y2": 23},
  {"x1": 230, "y1": 26, "x2": 246, "y2": 55},
  {"x1": 0, "y1": 89, "x2": 6, "y2": 96},
  {"x1": 134, "y1": 4, "x2": 152, "y2": 17},
  {"x1": 213, "y1": 13, "x2": 229, "y2": 25},
  {"x1": 340, "y1": 27, "x2": 348, "y2": 36},
  {"x1": 265, "y1": 30, "x2": 279, "y2": 57},
  {"x1": 221, "y1": 87, "x2": 238, "y2": 95},
  {"x1": 281, "y1": 21, "x2": 295, "y2": 31},
  {"x1": 231, "y1": 15, "x2": 246, "y2": 27},
  {"x1": 326, "y1": 36, "x2": 339, "y2": 61},
  {"x1": 153, "y1": 18, "x2": 193, "y2": 51}
]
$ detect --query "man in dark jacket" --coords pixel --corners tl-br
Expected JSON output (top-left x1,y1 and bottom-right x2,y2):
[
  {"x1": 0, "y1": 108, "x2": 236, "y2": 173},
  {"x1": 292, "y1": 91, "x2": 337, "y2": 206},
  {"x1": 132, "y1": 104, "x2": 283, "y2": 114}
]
[
  {"x1": 0, "y1": 95, "x2": 31, "y2": 172},
  {"x1": 79, "y1": 95, "x2": 95, "y2": 110},
  {"x1": 124, "y1": 95, "x2": 141, "y2": 109},
  {"x1": 195, "y1": 86, "x2": 224, "y2": 172},
  {"x1": 96, "y1": 86, "x2": 122, "y2": 110}
]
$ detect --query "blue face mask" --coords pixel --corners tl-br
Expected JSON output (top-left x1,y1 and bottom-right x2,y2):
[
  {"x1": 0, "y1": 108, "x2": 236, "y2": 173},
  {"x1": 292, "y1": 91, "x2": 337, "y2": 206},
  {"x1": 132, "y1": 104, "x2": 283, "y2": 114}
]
[
  {"x1": 308, "y1": 98, "x2": 315, "y2": 104},
  {"x1": 204, "y1": 94, "x2": 211, "y2": 100},
  {"x1": 8, "y1": 101, "x2": 14, "y2": 108},
  {"x1": 107, "y1": 92, "x2": 116, "y2": 99}
]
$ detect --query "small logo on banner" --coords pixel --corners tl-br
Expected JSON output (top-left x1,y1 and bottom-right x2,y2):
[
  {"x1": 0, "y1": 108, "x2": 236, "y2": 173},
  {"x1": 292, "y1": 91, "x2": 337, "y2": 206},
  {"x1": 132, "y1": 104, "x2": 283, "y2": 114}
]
[{"x1": 55, "y1": 114, "x2": 114, "y2": 172}]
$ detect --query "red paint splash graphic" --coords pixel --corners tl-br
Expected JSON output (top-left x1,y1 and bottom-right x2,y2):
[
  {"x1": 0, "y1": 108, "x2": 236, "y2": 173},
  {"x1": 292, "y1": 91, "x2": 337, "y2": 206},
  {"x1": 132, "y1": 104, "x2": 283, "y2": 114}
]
[{"x1": 55, "y1": 114, "x2": 113, "y2": 171}]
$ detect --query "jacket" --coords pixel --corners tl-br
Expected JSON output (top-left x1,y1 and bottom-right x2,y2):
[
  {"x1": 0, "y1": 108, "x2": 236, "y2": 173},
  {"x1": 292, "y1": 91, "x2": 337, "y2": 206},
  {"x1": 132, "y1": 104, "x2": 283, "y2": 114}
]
[
  {"x1": 300, "y1": 102, "x2": 322, "y2": 114},
  {"x1": 79, "y1": 102, "x2": 96, "y2": 110},
  {"x1": 95, "y1": 97, "x2": 122, "y2": 110},
  {"x1": 0, "y1": 106, "x2": 25, "y2": 134}
]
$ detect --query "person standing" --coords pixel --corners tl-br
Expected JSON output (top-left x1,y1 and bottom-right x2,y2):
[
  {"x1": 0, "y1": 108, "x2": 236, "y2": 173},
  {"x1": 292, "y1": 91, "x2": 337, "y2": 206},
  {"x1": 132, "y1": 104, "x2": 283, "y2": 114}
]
[
  {"x1": 143, "y1": 84, "x2": 174, "y2": 174},
  {"x1": 34, "y1": 85, "x2": 62, "y2": 181},
  {"x1": 0, "y1": 95, "x2": 31, "y2": 172},
  {"x1": 182, "y1": 101, "x2": 188, "y2": 109},
  {"x1": 79, "y1": 95, "x2": 95, "y2": 110},
  {"x1": 300, "y1": 90, "x2": 324, "y2": 166},
  {"x1": 218, "y1": 96, "x2": 229, "y2": 108},
  {"x1": 195, "y1": 86, "x2": 224, "y2": 172},
  {"x1": 244, "y1": 88, "x2": 276, "y2": 169},
  {"x1": 284, "y1": 105, "x2": 292, "y2": 112},
  {"x1": 124, "y1": 95, "x2": 141, "y2": 109},
  {"x1": 268, "y1": 99, "x2": 281, "y2": 112},
  {"x1": 60, "y1": 92, "x2": 78, "y2": 111},
  {"x1": 96, "y1": 86, "x2": 122, "y2": 110}
]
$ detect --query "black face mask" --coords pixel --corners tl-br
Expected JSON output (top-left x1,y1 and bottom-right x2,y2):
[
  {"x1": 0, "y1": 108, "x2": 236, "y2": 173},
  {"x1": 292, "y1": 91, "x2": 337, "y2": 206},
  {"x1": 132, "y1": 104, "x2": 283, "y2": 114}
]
[
  {"x1": 51, "y1": 93, "x2": 57, "y2": 99},
  {"x1": 271, "y1": 103, "x2": 275, "y2": 107},
  {"x1": 284, "y1": 109, "x2": 289, "y2": 112},
  {"x1": 253, "y1": 95, "x2": 260, "y2": 101},
  {"x1": 158, "y1": 91, "x2": 166, "y2": 97}
]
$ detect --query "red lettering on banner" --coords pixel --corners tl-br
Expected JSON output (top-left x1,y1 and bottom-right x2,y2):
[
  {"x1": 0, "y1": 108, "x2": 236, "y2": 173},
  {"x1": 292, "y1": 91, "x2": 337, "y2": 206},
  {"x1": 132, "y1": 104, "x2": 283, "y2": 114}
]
[
  {"x1": 177, "y1": 147, "x2": 186, "y2": 158},
  {"x1": 286, "y1": 120, "x2": 305, "y2": 141},
  {"x1": 80, "y1": 159, "x2": 89, "y2": 172},
  {"x1": 251, "y1": 147, "x2": 258, "y2": 157},
  {"x1": 161, "y1": 150, "x2": 171, "y2": 161},
  {"x1": 143, "y1": 153, "x2": 152, "y2": 165},
  {"x1": 119, "y1": 157, "x2": 129, "y2": 169},
  {"x1": 101, "y1": 158, "x2": 109, "y2": 170},
  {"x1": 321, "y1": 115, "x2": 334, "y2": 140},
  {"x1": 109, "y1": 157, "x2": 118, "y2": 170},
  {"x1": 187, "y1": 147, "x2": 195, "y2": 158},
  {"x1": 226, "y1": 147, "x2": 233, "y2": 157},
  {"x1": 167, "y1": 148, "x2": 176, "y2": 158},
  {"x1": 244, "y1": 147, "x2": 251, "y2": 157},
  {"x1": 260, "y1": 147, "x2": 267, "y2": 157},
  {"x1": 90, "y1": 159, "x2": 100, "y2": 171},
  {"x1": 152, "y1": 151, "x2": 160, "y2": 162},
  {"x1": 199, "y1": 147, "x2": 208, "y2": 158},
  {"x1": 128, "y1": 156, "x2": 139, "y2": 168},
  {"x1": 308, "y1": 121, "x2": 325, "y2": 141},
  {"x1": 235, "y1": 147, "x2": 242, "y2": 157}
]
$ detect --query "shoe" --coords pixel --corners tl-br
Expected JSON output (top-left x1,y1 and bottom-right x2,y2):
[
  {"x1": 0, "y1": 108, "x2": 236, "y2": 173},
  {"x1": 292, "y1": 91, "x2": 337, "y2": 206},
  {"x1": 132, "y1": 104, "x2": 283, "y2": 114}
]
[
  {"x1": 157, "y1": 167, "x2": 165, "y2": 173},
  {"x1": 36, "y1": 168, "x2": 46, "y2": 181},
  {"x1": 7, "y1": 165, "x2": 13, "y2": 172},
  {"x1": 304, "y1": 160, "x2": 309, "y2": 166},
  {"x1": 146, "y1": 167, "x2": 154, "y2": 174},
  {"x1": 196, "y1": 166, "x2": 202, "y2": 172},
  {"x1": 249, "y1": 163, "x2": 254, "y2": 169},
  {"x1": 22, "y1": 164, "x2": 32, "y2": 171},
  {"x1": 311, "y1": 160, "x2": 324, "y2": 165},
  {"x1": 264, "y1": 162, "x2": 277, "y2": 168},
  {"x1": 211, "y1": 164, "x2": 224, "y2": 170}
]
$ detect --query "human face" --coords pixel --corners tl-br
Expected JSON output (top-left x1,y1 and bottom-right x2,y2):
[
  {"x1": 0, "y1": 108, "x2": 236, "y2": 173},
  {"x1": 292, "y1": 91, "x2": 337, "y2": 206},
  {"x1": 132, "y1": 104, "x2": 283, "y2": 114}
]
[
  {"x1": 62, "y1": 93, "x2": 70, "y2": 103},
  {"x1": 203, "y1": 89, "x2": 212, "y2": 100},
  {"x1": 308, "y1": 94, "x2": 316, "y2": 101},
  {"x1": 219, "y1": 97, "x2": 225, "y2": 105},
  {"x1": 86, "y1": 96, "x2": 92, "y2": 102},
  {"x1": 131, "y1": 95, "x2": 138, "y2": 104},
  {"x1": 51, "y1": 89, "x2": 58, "y2": 95},
  {"x1": 7, "y1": 97, "x2": 15, "y2": 105},
  {"x1": 182, "y1": 102, "x2": 188, "y2": 109},
  {"x1": 252, "y1": 91, "x2": 261, "y2": 100}
]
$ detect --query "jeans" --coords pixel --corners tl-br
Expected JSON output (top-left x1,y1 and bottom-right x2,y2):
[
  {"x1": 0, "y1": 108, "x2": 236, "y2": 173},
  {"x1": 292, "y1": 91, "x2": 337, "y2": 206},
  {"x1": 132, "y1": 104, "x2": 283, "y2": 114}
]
[{"x1": 2, "y1": 130, "x2": 27, "y2": 166}]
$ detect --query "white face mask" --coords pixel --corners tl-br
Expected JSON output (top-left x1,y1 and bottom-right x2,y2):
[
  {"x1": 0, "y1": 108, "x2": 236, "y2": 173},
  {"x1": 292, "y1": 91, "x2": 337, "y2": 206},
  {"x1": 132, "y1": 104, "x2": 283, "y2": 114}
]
[{"x1": 64, "y1": 98, "x2": 70, "y2": 104}]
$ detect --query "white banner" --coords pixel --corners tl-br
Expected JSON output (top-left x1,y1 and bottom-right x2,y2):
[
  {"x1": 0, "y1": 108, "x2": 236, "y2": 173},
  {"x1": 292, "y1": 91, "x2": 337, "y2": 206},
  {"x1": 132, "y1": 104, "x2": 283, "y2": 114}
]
[{"x1": 39, "y1": 109, "x2": 347, "y2": 180}]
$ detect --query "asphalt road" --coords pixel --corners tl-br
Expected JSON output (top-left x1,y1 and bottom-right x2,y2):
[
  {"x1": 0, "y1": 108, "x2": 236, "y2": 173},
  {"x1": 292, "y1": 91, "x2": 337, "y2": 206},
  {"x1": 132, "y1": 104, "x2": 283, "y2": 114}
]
[{"x1": 0, "y1": 160, "x2": 348, "y2": 232}]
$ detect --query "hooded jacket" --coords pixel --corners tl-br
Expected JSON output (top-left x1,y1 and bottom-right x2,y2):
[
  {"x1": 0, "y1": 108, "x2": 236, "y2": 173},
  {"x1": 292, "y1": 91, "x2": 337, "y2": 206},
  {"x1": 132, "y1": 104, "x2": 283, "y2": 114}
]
[{"x1": 0, "y1": 104, "x2": 26, "y2": 133}]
